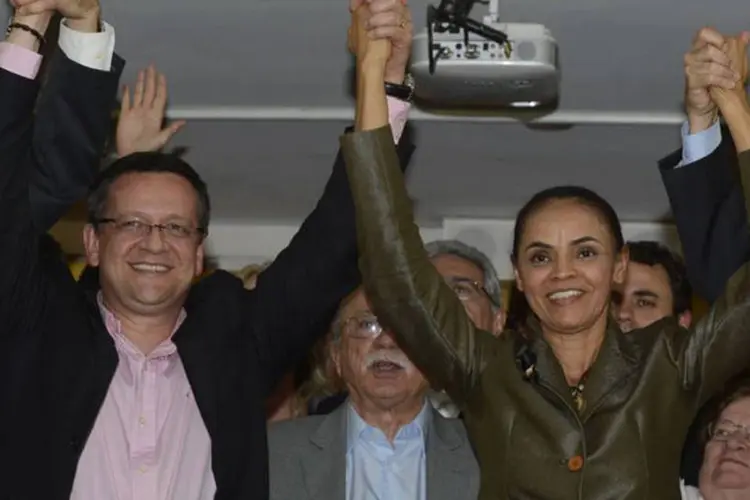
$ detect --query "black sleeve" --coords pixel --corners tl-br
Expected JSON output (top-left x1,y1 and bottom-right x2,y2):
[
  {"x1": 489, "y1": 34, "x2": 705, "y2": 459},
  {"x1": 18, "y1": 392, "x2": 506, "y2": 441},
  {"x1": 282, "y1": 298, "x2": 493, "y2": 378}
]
[
  {"x1": 29, "y1": 49, "x2": 124, "y2": 231},
  {"x1": 659, "y1": 128, "x2": 750, "y2": 302},
  {"x1": 242, "y1": 126, "x2": 415, "y2": 396}
]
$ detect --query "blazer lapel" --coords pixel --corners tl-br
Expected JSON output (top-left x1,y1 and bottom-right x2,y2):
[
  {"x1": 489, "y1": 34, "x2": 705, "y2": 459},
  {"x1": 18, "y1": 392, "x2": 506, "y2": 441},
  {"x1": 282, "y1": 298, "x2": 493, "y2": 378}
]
[
  {"x1": 580, "y1": 320, "x2": 640, "y2": 421},
  {"x1": 302, "y1": 405, "x2": 348, "y2": 500},
  {"x1": 426, "y1": 409, "x2": 473, "y2": 500},
  {"x1": 172, "y1": 310, "x2": 219, "y2": 438},
  {"x1": 518, "y1": 317, "x2": 640, "y2": 420}
]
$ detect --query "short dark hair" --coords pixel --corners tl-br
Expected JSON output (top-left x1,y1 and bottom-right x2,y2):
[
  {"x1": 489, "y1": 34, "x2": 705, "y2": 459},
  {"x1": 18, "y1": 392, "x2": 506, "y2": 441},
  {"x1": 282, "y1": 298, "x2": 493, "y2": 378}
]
[
  {"x1": 511, "y1": 186, "x2": 624, "y2": 264},
  {"x1": 627, "y1": 240, "x2": 692, "y2": 315},
  {"x1": 87, "y1": 152, "x2": 211, "y2": 232}
]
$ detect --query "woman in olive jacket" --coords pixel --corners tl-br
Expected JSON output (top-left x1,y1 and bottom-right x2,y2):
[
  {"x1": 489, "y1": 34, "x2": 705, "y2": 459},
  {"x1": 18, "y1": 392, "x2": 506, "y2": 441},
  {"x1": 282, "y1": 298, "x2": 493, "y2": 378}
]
[{"x1": 338, "y1": 34, "x2": 750, "y2": 500}]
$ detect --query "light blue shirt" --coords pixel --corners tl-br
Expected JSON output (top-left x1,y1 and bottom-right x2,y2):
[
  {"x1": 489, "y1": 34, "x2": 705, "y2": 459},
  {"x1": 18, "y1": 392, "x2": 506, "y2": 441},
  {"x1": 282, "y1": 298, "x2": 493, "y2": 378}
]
[
  {"x1": 679, "y1": 119, "x2": 722, "y2": 167},
  {"x1": 345, "y1": 401, "x2": 430, "y2": 500}
]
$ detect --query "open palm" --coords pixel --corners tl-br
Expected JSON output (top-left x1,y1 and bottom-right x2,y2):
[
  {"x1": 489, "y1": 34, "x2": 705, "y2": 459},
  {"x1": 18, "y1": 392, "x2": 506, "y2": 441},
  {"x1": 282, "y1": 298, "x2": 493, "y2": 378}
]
[{"x1": 116, "y1": 65, "x2": 185, "y2": 158}]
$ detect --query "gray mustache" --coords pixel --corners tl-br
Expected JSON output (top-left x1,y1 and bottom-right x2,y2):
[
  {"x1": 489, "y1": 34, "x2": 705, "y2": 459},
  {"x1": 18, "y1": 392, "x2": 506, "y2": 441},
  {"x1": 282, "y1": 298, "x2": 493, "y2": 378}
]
[{"x1": 365, "y1": 350, "x2": 409, "y2": 368}]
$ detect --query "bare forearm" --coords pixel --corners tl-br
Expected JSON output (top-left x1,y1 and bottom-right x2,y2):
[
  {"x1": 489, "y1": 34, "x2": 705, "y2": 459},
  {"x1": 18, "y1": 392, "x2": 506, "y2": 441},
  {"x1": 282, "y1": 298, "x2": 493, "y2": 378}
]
[
  {"x1": 6, "y1": 14, "x2": 51, "y2": 52},
  {"x1": 688, "y1": 110, "x2": 718, "y2": 135},
  {"x1": 356, "y1": 60, "x2": 388, "y2": 131},
  {"x1": 720, "y1": 96, "x2": 750, "y2": 153}
]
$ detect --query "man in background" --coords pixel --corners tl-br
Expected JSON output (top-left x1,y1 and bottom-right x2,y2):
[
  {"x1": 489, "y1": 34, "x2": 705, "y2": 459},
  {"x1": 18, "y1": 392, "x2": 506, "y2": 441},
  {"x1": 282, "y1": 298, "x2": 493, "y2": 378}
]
[{"x1": 612, "y1": 240, "x2": 693, "y2": 332}]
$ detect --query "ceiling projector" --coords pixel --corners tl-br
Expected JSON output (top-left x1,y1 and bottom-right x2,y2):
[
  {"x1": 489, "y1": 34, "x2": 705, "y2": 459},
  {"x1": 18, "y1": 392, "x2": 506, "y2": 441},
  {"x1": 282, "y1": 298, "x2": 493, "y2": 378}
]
[{"x1": 410, "y1": 0, "x2": 560, "y2": 108}]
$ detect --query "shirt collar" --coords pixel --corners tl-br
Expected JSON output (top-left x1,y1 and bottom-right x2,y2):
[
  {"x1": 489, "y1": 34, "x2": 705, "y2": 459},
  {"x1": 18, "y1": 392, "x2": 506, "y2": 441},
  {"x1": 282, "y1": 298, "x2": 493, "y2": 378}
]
[
  {"x1": 96, "y1": 291, "x2": 186, "y2": 360},
  {"x1": 346, "y1": 398, "x2": 431, "y2": 452}
]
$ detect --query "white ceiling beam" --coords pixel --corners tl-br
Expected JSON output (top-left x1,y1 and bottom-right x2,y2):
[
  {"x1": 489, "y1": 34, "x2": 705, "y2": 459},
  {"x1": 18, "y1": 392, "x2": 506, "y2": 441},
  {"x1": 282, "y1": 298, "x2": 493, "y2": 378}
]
[{"x1": 166, "y1": 106, "x2": 686, "y2": 126}]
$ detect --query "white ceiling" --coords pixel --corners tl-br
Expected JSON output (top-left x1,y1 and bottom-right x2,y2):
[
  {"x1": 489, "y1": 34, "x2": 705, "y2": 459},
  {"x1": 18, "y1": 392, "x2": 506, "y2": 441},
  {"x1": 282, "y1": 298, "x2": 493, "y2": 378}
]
[{"x1": 5, "y1": 0, "x2": 749, "y2": 225}]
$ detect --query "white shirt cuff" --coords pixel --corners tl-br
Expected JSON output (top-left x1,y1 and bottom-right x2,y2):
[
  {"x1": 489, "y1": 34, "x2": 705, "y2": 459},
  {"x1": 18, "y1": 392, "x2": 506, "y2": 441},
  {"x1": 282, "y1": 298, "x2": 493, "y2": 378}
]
[
  {"x1": 57, "y1": 19, "x2": 115, "y2": 72},
  {"x1": 678, "y1": 120, "x2": 722, "y2": 168}
]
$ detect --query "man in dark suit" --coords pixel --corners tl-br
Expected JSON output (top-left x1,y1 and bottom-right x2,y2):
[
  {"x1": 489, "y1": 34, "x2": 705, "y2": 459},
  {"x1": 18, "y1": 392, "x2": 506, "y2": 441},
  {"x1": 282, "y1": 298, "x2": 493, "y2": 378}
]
[
  {"x1": 0, "y1": 0, "x2": 415, "y2": 498},
  {"x1": 659, "y1": 27, "x2": 750, "y2": 303},
  {"x1": 658, "y1": 27, "x2": 750, "y2": 486}
]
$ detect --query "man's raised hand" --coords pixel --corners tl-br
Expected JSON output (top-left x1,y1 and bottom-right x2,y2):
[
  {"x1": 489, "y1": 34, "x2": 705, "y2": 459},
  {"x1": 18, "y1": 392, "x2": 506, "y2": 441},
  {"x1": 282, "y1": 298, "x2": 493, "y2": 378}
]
[
  {"x1": 684, "y1": 27, "x2": 740, "y2": 132},
  {"x1": 116, "y1": 65, "x2": 186, "y2": 158}
]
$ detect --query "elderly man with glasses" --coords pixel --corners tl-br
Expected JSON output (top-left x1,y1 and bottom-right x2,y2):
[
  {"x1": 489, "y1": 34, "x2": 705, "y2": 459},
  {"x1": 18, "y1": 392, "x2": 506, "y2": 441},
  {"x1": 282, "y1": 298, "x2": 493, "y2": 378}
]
[
  {"x1": 268, "y1": 283, "x2": 480, "y2": 500},
  {"x1": 305, "y1": 239, "x2": 505, "y2": 418}
]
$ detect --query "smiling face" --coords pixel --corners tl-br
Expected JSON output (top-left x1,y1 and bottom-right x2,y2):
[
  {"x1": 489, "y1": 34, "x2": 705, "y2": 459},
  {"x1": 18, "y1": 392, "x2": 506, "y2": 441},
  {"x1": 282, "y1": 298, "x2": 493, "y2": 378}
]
[
  {"x1": 83, "y1": 172, "x2": 205, "y2": 317},
  {"x1": 513, "y1": 198, "x2": 627, "y2": 336},
  {"x1": 700, "y1": 397, "x2": 750, "y2": 497}
]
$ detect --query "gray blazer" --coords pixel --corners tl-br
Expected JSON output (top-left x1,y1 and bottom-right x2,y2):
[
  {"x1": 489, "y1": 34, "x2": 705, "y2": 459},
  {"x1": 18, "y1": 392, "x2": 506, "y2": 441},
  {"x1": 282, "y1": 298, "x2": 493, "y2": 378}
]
[{"x1": 268, "y1": 401, "x2": 480, "y2": 500}]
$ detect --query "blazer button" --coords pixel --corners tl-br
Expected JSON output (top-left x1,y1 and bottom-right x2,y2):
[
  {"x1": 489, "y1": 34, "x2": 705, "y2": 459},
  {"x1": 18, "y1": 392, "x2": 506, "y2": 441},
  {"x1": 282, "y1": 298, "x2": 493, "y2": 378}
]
[{"x1": 567, "y1": 455, "x2": 584, "y2": 472}]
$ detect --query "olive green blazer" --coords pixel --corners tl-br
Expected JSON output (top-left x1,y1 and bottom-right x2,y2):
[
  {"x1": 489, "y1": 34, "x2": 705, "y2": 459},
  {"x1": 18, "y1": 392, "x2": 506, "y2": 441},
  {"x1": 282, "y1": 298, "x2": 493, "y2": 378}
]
[{"x1": 339, "y1": 126, "x2": 750, "y2": 500}]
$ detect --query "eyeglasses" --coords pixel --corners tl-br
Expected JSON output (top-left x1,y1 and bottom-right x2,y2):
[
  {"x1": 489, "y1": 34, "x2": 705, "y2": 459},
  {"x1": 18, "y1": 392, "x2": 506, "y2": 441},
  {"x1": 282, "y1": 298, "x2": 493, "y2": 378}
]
[
  {"x1": 444, "y1": 277, "x2": 498, "y2": 307},
  {"x1": 341, "y1": 314, "x2": 384, "y2": 339},
  {"x1": 95, "y1": 218, "x2": 205, "y2": 240},
  {"x1": 710, "y1": 420, "x2": 750, "y2": 443}
]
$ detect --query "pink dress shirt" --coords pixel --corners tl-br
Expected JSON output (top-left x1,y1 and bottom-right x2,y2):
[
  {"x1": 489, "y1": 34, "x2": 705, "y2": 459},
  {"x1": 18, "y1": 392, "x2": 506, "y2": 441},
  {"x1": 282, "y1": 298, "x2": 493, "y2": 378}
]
[
  {"x1": 0, "y1": 20, "x2": 114, "y2": 79},
  {"x1": 69, "y1": 295, "x2": 216, "y2": 499},
  {"x1": 1, "y1": 32, "x2": 411, "y2": 497},
  {"x1": 70, "y1": 104, "x2": 409, "y2": 500},
  {"x1": 0, "y1": 41, "x2": 42, "y2": 78}
]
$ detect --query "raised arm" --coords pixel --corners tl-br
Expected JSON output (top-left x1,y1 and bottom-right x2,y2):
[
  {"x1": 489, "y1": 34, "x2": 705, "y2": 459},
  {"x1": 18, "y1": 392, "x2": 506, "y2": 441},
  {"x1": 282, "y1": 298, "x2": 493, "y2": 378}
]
[
  {"x1": 679, "y1": 35, "x2": 750, "y2": 404},
  {"x1": 339, "y1": 3, "x2": 491, "y2": 405},
  {"x1": 238, "y1": 0, "x2": 417, "y2": 396},
  {"x1": 3, "y1": 0, "x2": 124, "y2": 231},
  {"x1": 659, "y1": 28, "x2": 750, "y2": 302},
  {"x1": 0, "y1": 45, "x2": 46, "y2": 332},
  {"x1": 31, "y1": 12, "x2": 123, "y2": 230}
]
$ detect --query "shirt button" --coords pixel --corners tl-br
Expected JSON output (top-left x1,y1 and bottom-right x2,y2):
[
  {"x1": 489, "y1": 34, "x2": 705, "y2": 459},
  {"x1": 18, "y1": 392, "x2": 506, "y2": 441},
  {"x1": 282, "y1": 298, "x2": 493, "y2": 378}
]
[
  {"x1": 138, "y1": 464, "x2": 147, "y2": 474},
  {"x1": 567, "y1": 455, "x2": 584, "y2": 472},
  {"x1": 138, "y1": 416, "x2": 146, "y2": 427}
]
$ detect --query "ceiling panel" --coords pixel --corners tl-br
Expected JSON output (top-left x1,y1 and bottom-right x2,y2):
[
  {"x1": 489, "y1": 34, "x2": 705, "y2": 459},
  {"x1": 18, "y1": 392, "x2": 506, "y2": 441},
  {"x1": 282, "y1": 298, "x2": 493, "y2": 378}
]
[
  {"x1": 17, "y1": 0, "x2": 740, "y2": 111},
  {"x1": 165, "y1": 119, "x2": 683, "y2": 224},
  {"x1": 1, "y1": 0, "x2": 741, "y2": 228}
]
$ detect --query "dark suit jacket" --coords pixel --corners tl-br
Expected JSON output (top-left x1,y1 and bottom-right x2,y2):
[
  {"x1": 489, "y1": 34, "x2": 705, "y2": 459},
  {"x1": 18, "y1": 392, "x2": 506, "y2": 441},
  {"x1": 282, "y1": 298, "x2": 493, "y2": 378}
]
[
  {"x1": 268, "y1": 401, "x2": 480, "y2": 500},
  {"x1": 0, "y1": 58, "x2": 415, "y2": 499},
  {"x1": 659, "y1": 127, "x2": 750, "y2": 302},
  {"x1": 28, "y1": 49, "x2": 124, "y2": 231},
  {"x1": 659, "y1": 128, "x2": 750, "y2": 486}
]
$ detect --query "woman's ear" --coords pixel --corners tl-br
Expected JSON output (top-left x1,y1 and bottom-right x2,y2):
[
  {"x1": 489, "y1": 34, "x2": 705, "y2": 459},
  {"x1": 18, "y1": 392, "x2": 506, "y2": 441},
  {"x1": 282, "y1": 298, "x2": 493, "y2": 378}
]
[
  {"x1": 513, "y1": 265, "x2": 525, "y2": 292},
  {"x1": 612, "y1": 245, "x2": 630, "y2": 286}
]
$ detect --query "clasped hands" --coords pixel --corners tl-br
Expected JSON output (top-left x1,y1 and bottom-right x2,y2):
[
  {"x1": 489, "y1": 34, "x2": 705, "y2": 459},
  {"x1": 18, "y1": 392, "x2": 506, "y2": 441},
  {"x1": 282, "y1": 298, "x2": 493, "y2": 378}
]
[
  {"x1": 348, "y1": 0, "x2": 412, "y2": 82},
  {"x1": 685, "y1": 27, "x2": 750, "y2": 126}
]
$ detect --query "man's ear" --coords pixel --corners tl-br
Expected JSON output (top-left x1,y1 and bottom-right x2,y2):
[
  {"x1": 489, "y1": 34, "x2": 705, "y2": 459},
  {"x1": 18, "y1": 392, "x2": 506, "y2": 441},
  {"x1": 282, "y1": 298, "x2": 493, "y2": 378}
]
[
  {"x1": 82, "y1": 224, "x2": 101, "y2": 267},
  {"x1": 329, "y1": 339, "x2": 343, "y2": 378},
  {"x1": 195, "y1": 241, "x2": 205, "y2": 278},
  {"x1": 492, "y1": 309, "x2": 506, "y2": 337}
]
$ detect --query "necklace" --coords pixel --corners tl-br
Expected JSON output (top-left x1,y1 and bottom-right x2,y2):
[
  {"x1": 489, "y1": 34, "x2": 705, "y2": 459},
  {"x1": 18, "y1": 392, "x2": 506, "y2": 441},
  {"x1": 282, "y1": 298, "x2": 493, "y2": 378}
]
[{"x1": 569, "y1": 371, "x2": 589, "y2": 413}]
